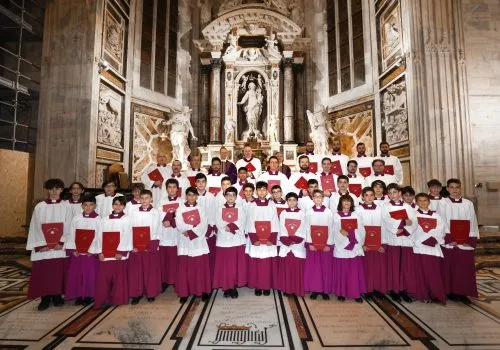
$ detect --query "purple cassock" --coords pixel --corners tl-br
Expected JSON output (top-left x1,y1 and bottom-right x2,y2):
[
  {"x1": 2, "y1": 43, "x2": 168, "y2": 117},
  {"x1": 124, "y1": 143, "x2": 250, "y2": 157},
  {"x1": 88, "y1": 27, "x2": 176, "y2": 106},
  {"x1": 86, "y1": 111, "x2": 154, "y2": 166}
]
[
  {"x1": 414, "y1": 254, "x2": 446, "y2": 303},
  {"x1": 304, "y1": 243, "x2": 333, "y2": 294},
  {"x1": 276, "y1": 252, "x2": 305, "y2": 296},
  {"x1": 332, "y1": 256, "x2": 366, "y2": 299},
  {"x1": 362, "y1": 246, "x2": 389, "y2": 294},
  {"x1": 443, "y1": 236, "x2": 478, "y2": 297},
  {"x1": 94, "y1": 259, "x2": 129, "y2": 308},
  {"x1": 65, "y1": 253, "x2": 98, "y2": 300},
  {"x1": 127, "y1": 240, "x2": 162, "y2": 298},
  {"x1": 212, "y1": 245, "x2": 247, "y2": 291},
  {"x1": 175, "y1": 254, "x2": 211, "y2": 297}
]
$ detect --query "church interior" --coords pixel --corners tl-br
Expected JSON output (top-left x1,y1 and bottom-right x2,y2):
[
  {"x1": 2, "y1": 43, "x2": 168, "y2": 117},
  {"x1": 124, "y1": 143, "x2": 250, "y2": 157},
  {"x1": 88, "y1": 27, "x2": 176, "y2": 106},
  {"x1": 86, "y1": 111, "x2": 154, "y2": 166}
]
[{"x1": 0, "y1": 0, "x2": 500, "y2": 349}]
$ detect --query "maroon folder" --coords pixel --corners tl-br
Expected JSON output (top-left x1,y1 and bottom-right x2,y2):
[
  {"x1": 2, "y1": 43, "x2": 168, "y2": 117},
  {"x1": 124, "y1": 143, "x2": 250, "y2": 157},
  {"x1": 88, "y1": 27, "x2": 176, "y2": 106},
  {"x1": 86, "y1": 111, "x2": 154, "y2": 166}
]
[
  {"x1": 176, "y1": 187, "x2": 183, "y2": 198},
  {"x1": 255, "y1": 221, "x2": 271, "y2": 243},
  {"x1": 208, "y1": 187, "x2": 221, "y2": 196},
  {"x1": 267, "y1": 179, "x2": 281, "y2": 193},
  {"x1": 364, "y1": 226, "x2": 382, "y2": 251},
  {"x1": 310, "y1": 225, "x2": 328, "y2": 250},
  {"x1": 295, "y1": 176, "x2": 308, "y2": 190},
  {"x1": 308, "y1": 162, "x2": 318, "y2": 174},
  {"x1": 417, "y1": 217, "x2": 437, "y2": 233},
  {"x1": 41, "y1": 222, "x2": 64, "y2": 249},
  {"x1": 148, "y1": 168, "x2": 164, "y2": 182},
  {"x1": 132, "y1": 226, "x2": 151, "y2": 252},
  {"x1": 331, "y1": 160, "x2": 343, "y2": 176},
  {"x1": 285, "y1": 218, "x2": 301, "y2": 236},
  {"x1": 384, "y1": 165, "x2": 395, "y2": 175},
  {"x1": 222, "y1": 207, "x2": 238, "y2": 223},
  {"x1": 450, "y1": 219, "x2": 470, "y2": 245},
  {"x1": 188, "y1": 176, "x2": 196, "y2": 187},
  {"x1": 246, "y1": 162, "x2": 256, "y2": 172},
  {"x1": 75, "y1": 229, "x2": 95, "y2": 254},
  {"x1": 162, "y1": 202, "x2": 179, "y2": 214},
  {"x1": 182, "y1": 209, "x2": 201, "y2": 226},
  {"x1": 390, "y1": 209, "x2": 409, "y2": 221},
  {"x1": 320, "y1": 174, "x2": 336, "y2": 192},
  {"x1": 341, "y1": 218, "x2": 358, "y2": 232},
  {"x1": 348, "y1": 184, "x2": 362, "y2": 197},
  {"x1": 102, "y1": 231, "x2": 120, "y2": 258},
  {"x1": 359, "y1": 167, "x2": 371, "y2": 177}
]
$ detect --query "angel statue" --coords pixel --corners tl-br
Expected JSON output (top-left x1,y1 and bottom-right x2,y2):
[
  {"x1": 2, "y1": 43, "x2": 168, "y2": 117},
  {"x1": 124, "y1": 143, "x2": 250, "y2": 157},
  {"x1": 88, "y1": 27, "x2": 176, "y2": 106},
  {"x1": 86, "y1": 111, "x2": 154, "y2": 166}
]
[
  {"x1": 306, "y1": 105, "x2": 335, "y2": 156},
  {"x1": 238, "y1": 81, "x2": 264, "y2": 140},
  {"x1": 166, "y1": 106, "x2": 198, "y2": 165}
]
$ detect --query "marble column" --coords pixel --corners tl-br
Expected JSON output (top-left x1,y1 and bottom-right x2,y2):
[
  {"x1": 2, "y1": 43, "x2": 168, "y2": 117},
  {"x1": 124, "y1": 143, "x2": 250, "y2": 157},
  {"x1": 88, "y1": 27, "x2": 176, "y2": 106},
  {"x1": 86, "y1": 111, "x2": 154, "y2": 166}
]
[
  {"x1": 209, "y1": 58, "x2": 222, "y2": 144},
  {"x1": 283, "y1": 58, "x2": 294, "y2": 143},
  {"x1": 401, "y1": 0, "x2": 474, "y2": 195},
  {"x1": 199, "y1": 65, "x2": 211, "y2": 146}
]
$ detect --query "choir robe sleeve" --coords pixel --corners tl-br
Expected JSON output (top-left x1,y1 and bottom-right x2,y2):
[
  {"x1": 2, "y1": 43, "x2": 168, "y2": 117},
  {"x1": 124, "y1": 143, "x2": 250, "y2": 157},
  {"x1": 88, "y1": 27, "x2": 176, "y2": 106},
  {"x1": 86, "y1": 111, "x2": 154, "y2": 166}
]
[
  {"x1": 64, "y1": 216, "x2": 78, "y2": 251},
  {"x1": 394, "y1": 157, "x2": 403, "y2": 185},
  {"x1": 177, "y1": 206, "x2": 208, "y2": 240},
  {"x1": 404, "y1": 205, "x2": 418, "y2": 236},
  {"x1": 141, "y1": 164, "x2": 156, "y2": 190},
  {"x1": 381, "y1": 207, "x2": 403, "y2": 235},
  {"x1": 61, "y1": 202, "x2": 74, "y2": 244},
  {"x1": 26, "y1": 204, "x2": 45, "y2": 250},
  {"x1": 356, "y1": 215, "x2": 366, "y2": 247},
  {"x1": 467, "y1": 201, "x2": 480, "y2": 238},
  {"x1": 117, "y1": 216, "x2": 133, "y2": 253},
  {"x1": 333, "y1": 215, "x2": 349, "y2": 248}
]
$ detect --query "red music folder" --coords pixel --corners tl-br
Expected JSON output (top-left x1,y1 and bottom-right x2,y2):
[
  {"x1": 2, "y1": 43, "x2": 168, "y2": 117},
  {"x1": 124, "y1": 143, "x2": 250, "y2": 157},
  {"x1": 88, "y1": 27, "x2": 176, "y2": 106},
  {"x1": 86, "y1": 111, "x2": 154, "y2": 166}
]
[
  {"x1": 359, "y1": 167, "x2": 372, "y2": 178},
  {"x1": 417, "y1": 217, "x2": 437, "y2": 233},
  {"x1": 320, "y1": 174, "x2": 336, "y2": 192},
  {"x1": 132, "y1": 226, "x2": 151, "y2": 252},
  {"x1": 308, "y1": 162, "x2": 318, "y2": 174},
  {"x1": 364, "y1": 225, "x2": 382, "y2": 251},
  {"x1": 182, "y1": 209, "x2": 201, "y2": 226},
  {"x1": 148, "y1": 168, "x2": 164, "y2": 182},
  {"x1": 255, "y1": 221, "x2": 271, "y2": 243},
  {"x1": 162, "y1": 202, "x2": 179, "y2": 214},
  {"x1": 384, "y1": 165, "x2": 395, "y2": 175},
  {"x1": 295, "y1": 176, "x2": 308, "y2": 190},
  {"x1": 267, "y1": 179, "x2": 281, "y2": 192},
  {"x1": 331, "y1": 160, "x2": 343, "y2": 176},
  {"x1": 208, "y1": 187, "x2": 221, "y2": 196},
  {"x1": 390, "y1": 209, "x2": 409, "y2": 221},
  {"x1": 176, "y1": 187, "x2": 183, "y2": 198},
  {"x1": 102, "y1": 231, "x2": 120, "y2": 258},
  {"x1": 41, "y1": 222, "x2": 64, "y2": 249},
  {"x1": 348, "y1": 184, "x2": 362, "y2": 197},
  {"x1": 222, "y1": 207, "x2": 238, "y2": 223},
  {"x1": 450, "y1": 219, "x2": 470, "y2": 245},
  {"x1": 75, "y1": 229, "x2": 95, "y2": 254},
  {"x1": 285, "y1": 218, "x2": 301, "y2": 236},
  {"x1": 188, "y1": 176, "x2": 196, "y2": 187},
  {"x1": 239, "y1": 187, "x2": 245, "y2": 198},
  {"x1": 246, "y1": 162, "x2": 256, "y2": 172},
  {"x1": 341, "y1": 218, "x2": 358, "y2": 232},
  {"x1": 276, "y1": 206, "x2": 287, "y2": 218},
  {"x1": 310, "y1": 225, "x2": 328, "y2": 250}
]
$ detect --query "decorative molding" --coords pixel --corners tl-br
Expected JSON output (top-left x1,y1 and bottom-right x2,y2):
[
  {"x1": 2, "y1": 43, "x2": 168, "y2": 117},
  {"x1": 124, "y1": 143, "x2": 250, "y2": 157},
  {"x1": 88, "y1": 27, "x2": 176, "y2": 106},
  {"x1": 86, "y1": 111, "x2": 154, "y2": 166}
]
[
  {"x1": 96, "y1": 148, "x2": 122, "y2": 161},
  {"x1": 97, "y1": 83, "x2": 124, "y2": 149},
  {"x1": 380, "y1": 76, "x2": 408, "y2": 147},
  {"x1": 380, "y1": 64, "x2": 406, "y2": 88}
]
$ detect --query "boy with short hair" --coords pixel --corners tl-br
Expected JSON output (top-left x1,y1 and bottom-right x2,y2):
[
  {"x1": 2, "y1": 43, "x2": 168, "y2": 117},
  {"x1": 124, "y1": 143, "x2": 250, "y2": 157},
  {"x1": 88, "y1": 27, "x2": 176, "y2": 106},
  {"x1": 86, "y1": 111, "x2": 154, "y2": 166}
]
[
  {"x1": 402, "y1": 186, "x2": 417, "y2": 210},
  {"x1": 66, "y1": 182, "x2": 85, "y2": 217},
  {"x1": 125, "y1": 183, "x2": 146, "y2": 214},
  {"x1": 441, "y1": 178, "x2": 479, "y2": 303},
  {"x1": 427, "y1": 179, "x2": 446, "y2": 217},
  {"x1": 245, "y1": 181, "x2": 280, "y2": 296},
  {"x1": 329, "y1": 175, "x2": 359, "y2": 212},
  {"x1": 156, "y1": 178, "x2": 183, "y2": 291},
  {"x1": 64, "y1": 196, "x2": 101, "y2": 306},
  {"x1": 95, "y1": 180, "x2": 124, "y2": 218},
  {"x1": 298, "y1": 179, "x2": 329, "y2": 211},
  {"x1": 27, "y1": 178, "x2": 73, "y2": 311},
  {"x1": 127, "y1": 190, "x2": 162, "y2": 304}
]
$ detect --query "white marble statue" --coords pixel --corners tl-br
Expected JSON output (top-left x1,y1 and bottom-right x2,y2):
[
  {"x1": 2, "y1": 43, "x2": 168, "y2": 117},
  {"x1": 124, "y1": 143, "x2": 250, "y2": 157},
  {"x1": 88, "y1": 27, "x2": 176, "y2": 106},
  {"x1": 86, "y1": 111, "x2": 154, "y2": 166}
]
[
  {"x1": 265, "y1": 33, "x2": 279, "y2": 54},
  {"x1": 166, "y1": 106, "x2": 198, "y2": 165},
  {"x1": 268, "y1": 114, "x2": 279, "y2": 143},
  {"x1": 224, "y1": 117, "x2": 236, "y2": 144},
  {"x1": 306, "y1": 106, "x2": 334, "y2": 156},
  {"x1": 238, "y1": 81, "x2": 264, "y2": 140}
]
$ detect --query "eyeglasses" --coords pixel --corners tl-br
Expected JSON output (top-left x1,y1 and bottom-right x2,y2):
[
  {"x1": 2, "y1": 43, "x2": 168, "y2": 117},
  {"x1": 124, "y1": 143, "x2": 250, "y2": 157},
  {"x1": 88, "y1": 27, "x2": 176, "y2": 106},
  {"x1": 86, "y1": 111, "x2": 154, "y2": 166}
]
[{"x1": 271, "y1": 190, "x2": 282, "y2": 194}]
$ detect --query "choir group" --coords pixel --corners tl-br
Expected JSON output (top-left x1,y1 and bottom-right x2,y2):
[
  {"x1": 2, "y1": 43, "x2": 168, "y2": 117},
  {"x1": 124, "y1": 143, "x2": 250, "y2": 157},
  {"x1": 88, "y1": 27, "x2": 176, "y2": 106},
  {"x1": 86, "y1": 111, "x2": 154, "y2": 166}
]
[{"x1": 26, "y1": 142, "x2": 479, "y2": 311}]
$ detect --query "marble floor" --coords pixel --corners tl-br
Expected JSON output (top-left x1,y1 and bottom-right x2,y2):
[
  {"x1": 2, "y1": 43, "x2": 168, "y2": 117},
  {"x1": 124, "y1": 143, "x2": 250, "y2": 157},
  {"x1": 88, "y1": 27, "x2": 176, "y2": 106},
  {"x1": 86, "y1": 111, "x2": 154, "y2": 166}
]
[{"x1": 0, "y1": 262, "x2": 499, "y2": 350}]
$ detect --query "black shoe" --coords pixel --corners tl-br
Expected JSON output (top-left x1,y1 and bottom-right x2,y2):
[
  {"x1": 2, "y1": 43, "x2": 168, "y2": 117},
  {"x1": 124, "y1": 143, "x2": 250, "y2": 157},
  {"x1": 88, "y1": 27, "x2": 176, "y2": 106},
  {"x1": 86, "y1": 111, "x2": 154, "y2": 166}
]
[
  {"x1": 355, "y1": 298, "x2": 363, "y2": 303},
  {"x1": 147, "y1": 297, "x2": 155, "y2": 302},
  {"x1": 52, "y1": 295, "x2": 64, "y2": 307},
  {"x1": 321, "y1": 293, "x2": 330, "y2": 300},
  {"x1": 223, "y1": 290, "x2": 230, "y2": 298},
  {"x1": 179, "y1": 297, "x2": 188, "y2": 303},
  {"x1": 310, "y1": 292, "x2": 318, "y2": 300},
  {"x1": 447, "y1": 293, "x2": 458, "y2": 301},
  {"x1": 400, "y1": 291, "x2": 414, "y2": 303},
  {"x1": 364, "y1": 293, "x2": 373, "y2": 301},
  {"x1": 230, "y1": 288, "x2": 239, "y2": 299},
  {"x1": 38, "y1": 296, "x2": 51, "y2": 311},
  {"x1": 255, "y1": 289, "x2": 262, "y2": 296},
  {"x1": 131, "y1": 296, "x2": 141, "y2": 305},
  {"x1": 202, "y1": 293, "x2": 210, "y2": 302},
  {"x1": 459, "y1": 295, "x2": 471, "y2": 304},
  {"x1": 389, "y1": 291, "x2": 401, "y2": 302},
  {"x1": 263, "y1": 289, "x2": 271, "y2": 296},
  {"x1": 75, "y1": 297, "x2": 84, "y2": 306},
  {"x1": 83, "y1": 297, "x2": 94, "y2": 306},
  {"x1": 337, "y1": 296, "x2": 346, "y2": 302},
  {"x1": 161, "y1": 283, "x2": 169, "y2": 293}
]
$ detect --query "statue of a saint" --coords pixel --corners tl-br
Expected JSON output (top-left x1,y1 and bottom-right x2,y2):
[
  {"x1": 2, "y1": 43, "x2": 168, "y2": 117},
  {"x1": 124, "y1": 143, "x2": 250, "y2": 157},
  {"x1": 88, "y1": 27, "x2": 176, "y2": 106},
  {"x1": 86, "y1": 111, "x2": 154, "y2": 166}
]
[
  {"x1": 166, "y1": 107, "x2": 198, "y2": 164},
  {"x1": 268, "y1": 114, "x2": 279, "y2": 143},
  {"x1": 306, "y1": 106, "x2": 335, "y2": 156},
  {"x1": 224, "y1": 117, "x2": 236, "y2": 144},
  {"x1": 238, "y1": 81, "x2": 264, "y2": 140}
]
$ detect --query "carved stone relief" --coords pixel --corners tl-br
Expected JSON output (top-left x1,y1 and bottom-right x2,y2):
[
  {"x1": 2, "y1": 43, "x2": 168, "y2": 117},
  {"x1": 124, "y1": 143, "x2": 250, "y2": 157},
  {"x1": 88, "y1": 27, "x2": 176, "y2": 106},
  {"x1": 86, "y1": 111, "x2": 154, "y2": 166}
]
[
  {"x1": 379, "y1": 2, "x2": 402, "y2": 72},
  {"x1": 97, "y1": 83, "x2": 123, "y2": 149},
  {"x1": 95, "y1": 163, "x2": 108, "y2": 187},
  {"x1": 381, "y1": 77, "x2": 409, "y2": 147},
  {"x1": 103, "y1": 9, "x2": 125, "y2": 73}
]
